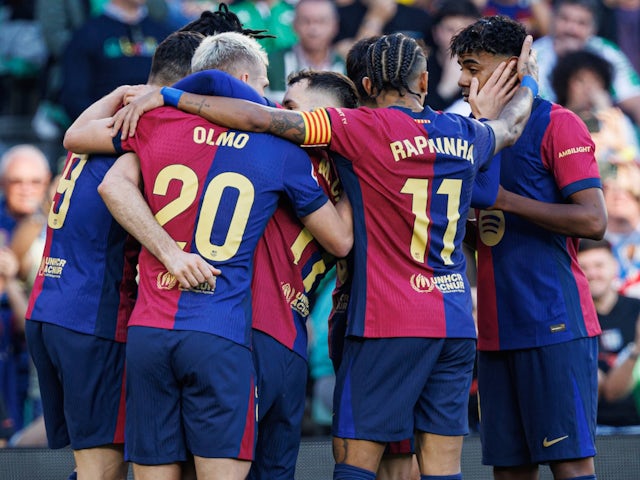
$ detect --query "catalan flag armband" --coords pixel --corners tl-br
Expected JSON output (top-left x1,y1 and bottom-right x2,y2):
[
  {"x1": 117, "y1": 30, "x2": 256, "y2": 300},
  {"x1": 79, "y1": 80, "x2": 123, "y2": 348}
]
[{"x1": 301, "y1": 109, "x2": 332, "y2": 146}]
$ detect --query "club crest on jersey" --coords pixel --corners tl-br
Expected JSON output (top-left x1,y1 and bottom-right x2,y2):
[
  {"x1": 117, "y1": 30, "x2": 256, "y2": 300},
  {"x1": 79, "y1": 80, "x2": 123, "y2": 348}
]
[
  {"x1": 157, "y1": 271, "x2": 178, "y2": 290},
  {"x1": 478, "y1": 210, "x2": 505, "y2": 246},
  {"x1": 38, "y1": 256, "x2": 67, "y2": 278}
]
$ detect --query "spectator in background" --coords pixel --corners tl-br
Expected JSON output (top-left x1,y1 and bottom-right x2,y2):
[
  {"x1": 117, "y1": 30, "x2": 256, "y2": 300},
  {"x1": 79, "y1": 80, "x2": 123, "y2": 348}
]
[
  {"x1": 578, "y1": 238, "x2": 640, "y2": 433},
  {"x1": 33, "y1": 0, "x2": 172, "y2": 139},
  {"x1": 599, "y1": 314, "x2": 640, "y2": 419},
  {"x1": 551, "y1": 49, "x2": 640, "y2": 166},
  {"x1": 58, "y1": 0, "x2": 172, "y2": 122},
  {"x1": 0, "y1": 0, "x2": 47, "y2": 115},
  {"x1": 266, "y1": 0, "x2": 345, "y2": 102},
  {"x1": 0, "y1": 145, "x2": 51, "y2": 436},
  {"x1": 333, "y1": 0, "x2": 432, "y2": 59},
  {"x1": 478, "y1": 0, "x2": 552, "y2": 38},
  {"x1": 603, "y1": 0, "x2": 640, "y2": 74},
  {"x1": 603, "y1": 167, "x2": 640, "y2": 297},
  {"x1": 230, "y1": 0, "x2": 297, "y2": 54},
  {"x1": 425, "y1": 0, "x2": 480, "y2": 112},
  {"x1": 533, "y1": 0, "x2": 640, "y2": 128},
  {"x1": 162, "y1": 0, "x2": 217, "y2": 29}
]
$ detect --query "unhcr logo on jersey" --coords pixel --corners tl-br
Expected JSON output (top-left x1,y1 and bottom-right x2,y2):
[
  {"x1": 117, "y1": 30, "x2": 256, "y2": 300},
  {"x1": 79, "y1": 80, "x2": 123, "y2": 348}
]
[
  {"x1": 410, "y1": 273, "x2": 466, "y2": 293},
  {"x1": 281, "y1": 282, "x2": 310, "y2": 317},
  {"x1": 38, "y1": 256, "x2": 67, "y2": 278}
]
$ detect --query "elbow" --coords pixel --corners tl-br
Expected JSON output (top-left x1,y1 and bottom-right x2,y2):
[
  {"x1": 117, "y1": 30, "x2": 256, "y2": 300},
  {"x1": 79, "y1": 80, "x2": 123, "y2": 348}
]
[
  {"x1": 582, "y1": 211, "x2": 607, "y2": 240},
  {"x1": 62, "y1": 129, "x2": 80, "y2": 153},
  {"x1": 329, "y1": 233, "x2": 353, "y2": 259},
  {"x1": 96, "y1": 178, "x2": 113, "y2": 206}
]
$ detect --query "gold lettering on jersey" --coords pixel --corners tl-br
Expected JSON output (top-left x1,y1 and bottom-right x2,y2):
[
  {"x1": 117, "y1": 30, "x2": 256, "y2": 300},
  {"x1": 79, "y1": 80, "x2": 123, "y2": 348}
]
[
  {"x1": 390, "y1": 136, "x2": 474, "y2": 163},
  {"x1": 192, "y1": 127, "x2": 250, "y2": 149},
  {"x1": 280, "y1": 282, "x2": 310, "y2": 317},
  {"x1": 179, "y1": 279, "x2": 216, "y2": 294},
  {"x1": 316, "y1": 156, "x2": 342, "y2": 202},
  {"x1": 410, "y1": 272, "x2": 465, "y2": 294},
  {"x1": 558, "y1": 145, "x2": 592, "y2": 158},
  {"x1": 37, "y1": 256, "x2": 67, "y2": 278}
]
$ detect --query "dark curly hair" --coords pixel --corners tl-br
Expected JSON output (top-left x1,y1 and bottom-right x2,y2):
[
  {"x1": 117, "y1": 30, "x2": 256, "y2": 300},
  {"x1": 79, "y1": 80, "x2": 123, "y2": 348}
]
[
  {"x1": 366, "y1": 33, "x2": 427, "y2": 98},
  {"x1": 450, "y1": 15, "x2": 526, "y2": 59},
  {"x1": 287, "y1": 70, "x2": 360, "y2": 109},
  {"x1": 178, "y1": 3, "x2": 274, "y2": 40},
  {"x1": 551, "y1": 49, "x2": 613, "y2": 107}
]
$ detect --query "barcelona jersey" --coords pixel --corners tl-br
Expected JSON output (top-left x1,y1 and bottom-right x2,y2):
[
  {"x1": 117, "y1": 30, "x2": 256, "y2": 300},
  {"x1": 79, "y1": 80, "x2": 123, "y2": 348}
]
[
  {"x1": 118, "y1": 107, "x2": 328, "y2": 347},
  {"x1": 251, "y1": 149, "x2": 341, "y2": 359},
  {"x1": 302, "y1": 105, "x2": 495, "y2": 339},
  {"x1": 27, "y1": 152, "x2": 138, "y2": 342},
  {"x1": 475, "y1": 99, "x2": 602, "y2": 351}
]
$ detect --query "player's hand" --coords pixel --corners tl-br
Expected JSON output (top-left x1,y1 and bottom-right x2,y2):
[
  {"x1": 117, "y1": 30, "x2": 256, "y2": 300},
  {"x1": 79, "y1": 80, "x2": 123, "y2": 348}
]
[
  {"x1": 109, "y1": 89, "x2": 164, "y2": 139},
  {"x1": 164, "y1": 250, "x2": 221, "y2": 290},
  {"x1": 469, "y1": 59, "x2": 519, "y2": 120},
  {"x1": 122, "y1": 84, "x2": 157, "y2": 105},
  {"x1": 517, "y1": 35, "x2": 537, "y2": 81},
  {"x1": 0, "y1": 248, "x2": 19, "y2": 279}
]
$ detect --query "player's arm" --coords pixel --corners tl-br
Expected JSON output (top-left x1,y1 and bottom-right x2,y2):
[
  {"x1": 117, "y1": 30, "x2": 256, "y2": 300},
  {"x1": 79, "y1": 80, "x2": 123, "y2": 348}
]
[
  {"x1": 97, "y1": 152, "x2": 220, "y2": 288},
  {"x1": 300, "y1": 194, "x2": 353, "y2": 258},
  {"x1": 112, "y1": 87, "x2": 310, "y2": 145},
  {"x1": 485, "y1": 35, "x2": 538, "y2": 154},
  {"x1": 492, "y1": 186, "x2": 607, "y2": 239},
  {"x1": 63, "y1": 85, "x2": 132, "y2": 154}
]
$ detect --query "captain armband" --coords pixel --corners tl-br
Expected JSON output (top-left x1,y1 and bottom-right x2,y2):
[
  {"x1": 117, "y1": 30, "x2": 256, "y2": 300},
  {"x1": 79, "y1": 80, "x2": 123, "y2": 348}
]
[{"x1": 301, "y1": 109, "x2": 332, "y2": 147}]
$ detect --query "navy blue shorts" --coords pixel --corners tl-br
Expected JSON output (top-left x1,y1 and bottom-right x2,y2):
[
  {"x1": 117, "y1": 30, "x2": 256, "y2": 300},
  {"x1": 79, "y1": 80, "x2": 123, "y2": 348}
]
[
  {"x1": 26, "y1": 320, "x2": 126, "y2": 450},
  {"x1": 478, "y1": 337, "x2": 598, "y2": 466},
  {"x1": 248, "y1": 330, "x2": 307, "y2": 480},
  {"x1": 333, "y1": 337, "x2": 475, "y2": 441},
  {"x1": 125, "y1": 326, "x2": 256, "y2": 465}
]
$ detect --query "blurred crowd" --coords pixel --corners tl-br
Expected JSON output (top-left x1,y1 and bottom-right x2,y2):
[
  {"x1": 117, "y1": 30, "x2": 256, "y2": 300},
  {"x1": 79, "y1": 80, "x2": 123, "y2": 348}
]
[{"x1": 1, "y1": 0, "x2": 640, "y2": 446}]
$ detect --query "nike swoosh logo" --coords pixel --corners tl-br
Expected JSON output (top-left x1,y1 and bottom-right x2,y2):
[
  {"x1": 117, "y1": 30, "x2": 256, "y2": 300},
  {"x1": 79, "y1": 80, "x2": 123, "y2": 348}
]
[{"x1": 542, "y1": 435, "x2": 569, "y2": 447}]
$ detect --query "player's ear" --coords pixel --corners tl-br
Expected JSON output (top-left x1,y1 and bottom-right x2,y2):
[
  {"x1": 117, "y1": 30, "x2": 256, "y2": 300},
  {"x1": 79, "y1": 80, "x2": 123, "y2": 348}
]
[
  {"x1": 419, "y1": 71, "x2": 428, "y2": 95},
  {"x1": 362, "y1": 77, "x2": 373, "y2": 96}
]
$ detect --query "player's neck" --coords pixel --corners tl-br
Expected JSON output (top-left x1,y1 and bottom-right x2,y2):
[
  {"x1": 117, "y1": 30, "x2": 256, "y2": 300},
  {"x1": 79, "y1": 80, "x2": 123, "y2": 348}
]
[{"x1": 375, "y1": 90, "x2": 425, "y2": 112}]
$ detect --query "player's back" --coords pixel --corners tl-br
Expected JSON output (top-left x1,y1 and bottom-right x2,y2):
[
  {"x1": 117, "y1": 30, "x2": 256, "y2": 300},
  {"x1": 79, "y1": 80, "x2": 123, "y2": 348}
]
[
  {"x1": 314, "y1": 105, "x2": 496, "y2": 339},
  {"x1": 27, "y1": 152, "x2": 137, "y2": 342},
  {"x1": 121, "y1": 107, "x2": 328, "y2": 347}
]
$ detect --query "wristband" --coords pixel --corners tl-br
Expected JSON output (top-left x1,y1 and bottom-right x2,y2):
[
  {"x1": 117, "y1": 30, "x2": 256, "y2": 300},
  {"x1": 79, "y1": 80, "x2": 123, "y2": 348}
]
[
  {"x1": 520, "y1": 75, "x2": 538, "y2": 97},
  {"x1": 161, "y1": 86, "x2": 184, "y2": 107}
]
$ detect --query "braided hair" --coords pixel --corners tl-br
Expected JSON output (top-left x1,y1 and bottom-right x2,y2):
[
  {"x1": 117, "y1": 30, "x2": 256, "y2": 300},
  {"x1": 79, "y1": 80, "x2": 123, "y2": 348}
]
[
  {"x1": 178, "y1": 3, "x2": 274, "y2": 40},
  {"x1": 366, "y1": 33, "x2": 427, "y2": 98}
]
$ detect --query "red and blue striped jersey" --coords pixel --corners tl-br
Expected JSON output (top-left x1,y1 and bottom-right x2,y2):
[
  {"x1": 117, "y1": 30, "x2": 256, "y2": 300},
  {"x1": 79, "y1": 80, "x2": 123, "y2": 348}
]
[
  {"x1": 26, "y1": 152, "x2": 138, "y2": 342},
  {"x1": 302, "y1": 105, "x2": 496, "y2": 339},
  {"x1": 118, "y1": 107, "x2": 328, "y2": 347},
  {"x1": 476, "y1": 99, "x2": 602, "y2": 351},
  {"x1": 251, "y1": 149, "x2": 341, "y2": 359}
]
